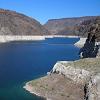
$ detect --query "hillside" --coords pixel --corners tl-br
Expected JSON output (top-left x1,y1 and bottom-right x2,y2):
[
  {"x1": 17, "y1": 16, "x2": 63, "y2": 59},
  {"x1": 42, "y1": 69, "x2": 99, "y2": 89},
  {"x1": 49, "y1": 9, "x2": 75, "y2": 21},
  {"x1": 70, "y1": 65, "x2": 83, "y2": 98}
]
[
  {"x1": 75, "y1": 16, "x2": 100, "y2": 41},
  {"x1": 0, "y1": 9, "x2": 49, "y2": 35},
  {"x1": 44, "y1": 16, "x2": 99, "y2": 35}
]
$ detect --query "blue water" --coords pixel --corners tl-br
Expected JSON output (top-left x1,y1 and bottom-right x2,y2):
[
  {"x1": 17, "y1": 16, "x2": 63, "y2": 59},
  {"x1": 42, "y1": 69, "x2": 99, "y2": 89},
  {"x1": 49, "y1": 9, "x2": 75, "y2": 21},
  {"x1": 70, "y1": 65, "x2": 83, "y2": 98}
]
[{"x1": 0, "y1": 37, "x2": 80, "y2": 100}]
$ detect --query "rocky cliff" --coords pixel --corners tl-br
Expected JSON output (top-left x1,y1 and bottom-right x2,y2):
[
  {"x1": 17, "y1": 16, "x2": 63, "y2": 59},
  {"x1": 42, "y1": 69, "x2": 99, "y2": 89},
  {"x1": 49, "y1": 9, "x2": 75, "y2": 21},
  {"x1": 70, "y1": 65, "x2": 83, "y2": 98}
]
[
  {"x1": 76, "y1": 16, "x2": 100, "y2": 41},
  {"x1": 44, "y1": 16, "x2": 99, "y2": 36},
  {"x1": 0, "y1": 9, "x2": 49, "y2": 35},
  {"x1": 24, "y1": 58, "x2": 100, "y2": 100},
  {"x1": 51, "y1": 58, "x2": 100, "y2": 100}
]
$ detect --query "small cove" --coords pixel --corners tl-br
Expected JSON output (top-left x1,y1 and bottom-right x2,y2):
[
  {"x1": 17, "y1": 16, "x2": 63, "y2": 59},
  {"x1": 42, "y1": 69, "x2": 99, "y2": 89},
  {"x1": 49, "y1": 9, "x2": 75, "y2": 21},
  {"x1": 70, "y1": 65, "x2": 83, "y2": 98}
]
[{"x1": 0, "y1": 37, "x2": 80, "y2": 100}]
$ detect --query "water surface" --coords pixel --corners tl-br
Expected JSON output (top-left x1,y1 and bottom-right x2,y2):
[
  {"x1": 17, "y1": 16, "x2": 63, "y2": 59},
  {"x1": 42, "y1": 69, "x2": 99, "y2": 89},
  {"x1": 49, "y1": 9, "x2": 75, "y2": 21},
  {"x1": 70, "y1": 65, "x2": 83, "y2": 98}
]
[{"x1": 0, "y1": 37, "x2": 80, "y2": 100}]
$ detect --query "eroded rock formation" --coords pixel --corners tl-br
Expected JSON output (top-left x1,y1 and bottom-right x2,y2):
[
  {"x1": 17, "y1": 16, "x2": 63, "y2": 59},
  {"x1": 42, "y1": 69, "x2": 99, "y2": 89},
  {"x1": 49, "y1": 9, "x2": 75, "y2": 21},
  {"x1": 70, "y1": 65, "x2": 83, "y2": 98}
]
[
  {"x1": 50, "y1": 58, "x2": 100, "y2": 100},
  {"x1": 79, "y1": 33, "x2": 99, "y2": 58}
]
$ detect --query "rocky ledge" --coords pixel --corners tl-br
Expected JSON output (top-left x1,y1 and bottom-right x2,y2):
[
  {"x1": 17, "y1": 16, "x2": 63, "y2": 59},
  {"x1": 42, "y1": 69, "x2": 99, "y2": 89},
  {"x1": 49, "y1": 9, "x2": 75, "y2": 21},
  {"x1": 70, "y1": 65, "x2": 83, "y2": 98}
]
[
  {"x1": 74, "y1": 38, "x2": 100, "y2": 48},
  {"x1": 24, "y1": 58, "x2": 100, "y2": 100}
]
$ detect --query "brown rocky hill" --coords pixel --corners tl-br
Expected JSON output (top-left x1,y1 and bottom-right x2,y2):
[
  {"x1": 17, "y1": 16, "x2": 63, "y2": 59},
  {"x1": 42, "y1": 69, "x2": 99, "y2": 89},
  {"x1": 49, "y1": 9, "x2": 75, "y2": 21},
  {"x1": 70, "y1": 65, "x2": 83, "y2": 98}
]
[
  {"x1": 0, "y1": 9, "x2": 49, "y2": 35},
  {"x1": 44, "y1": 16, "x2": 99, "y2": 35},
  {"x1": 75, "y1": 16, "x2": 100, "y2": 41}
]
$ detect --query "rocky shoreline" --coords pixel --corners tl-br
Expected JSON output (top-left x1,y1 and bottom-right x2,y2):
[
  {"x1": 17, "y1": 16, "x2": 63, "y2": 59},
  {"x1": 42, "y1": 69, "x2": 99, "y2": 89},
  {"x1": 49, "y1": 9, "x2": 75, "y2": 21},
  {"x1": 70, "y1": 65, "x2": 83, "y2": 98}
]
[
  {"x1": 74, "y1": 38, "x2": 86, "y2": 47},
  {"x1": 23, "y1": 82, "x2": 46, "y2": 100},
  {"x1": 23, "y1": 37, "x2": 100, "y2": 100},
  {"x1": 0, "y1": 35, "x2": 77, "y2": 43},
  {"x1": 24, "y1": 74, "x2": 84, "y2": 100},
  {"x1": 24, "y1": 57, "x2": 100, "y2": 100},
  {"x1": 74, "y1": 37, "x2": 100, "y2": 48}
]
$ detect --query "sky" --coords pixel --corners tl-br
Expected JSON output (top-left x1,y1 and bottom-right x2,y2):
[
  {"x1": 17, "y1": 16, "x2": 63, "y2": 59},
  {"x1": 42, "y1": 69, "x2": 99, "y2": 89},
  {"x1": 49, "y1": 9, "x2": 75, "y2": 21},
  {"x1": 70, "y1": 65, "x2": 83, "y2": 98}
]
[{"x1": 0, "y1": 0, "x2": 99, "y2": 24}]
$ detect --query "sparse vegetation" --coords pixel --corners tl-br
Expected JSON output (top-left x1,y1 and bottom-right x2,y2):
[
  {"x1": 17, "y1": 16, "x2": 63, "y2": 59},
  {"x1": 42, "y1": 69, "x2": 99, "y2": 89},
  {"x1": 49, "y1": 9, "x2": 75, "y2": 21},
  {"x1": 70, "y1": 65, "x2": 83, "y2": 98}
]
[{"x1": 61, "y1": 58, "x2": 100, "y2": 72}]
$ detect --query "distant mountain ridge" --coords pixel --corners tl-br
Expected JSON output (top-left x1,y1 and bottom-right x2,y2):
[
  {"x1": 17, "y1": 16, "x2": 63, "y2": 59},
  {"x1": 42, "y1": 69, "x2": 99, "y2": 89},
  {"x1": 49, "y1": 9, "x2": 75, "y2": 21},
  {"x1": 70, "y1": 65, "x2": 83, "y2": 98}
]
[
  {"x1": 0, "y1": 9, "x2": 49, "y2": 35},
  {"x1": 44, "y1": 16, "x2": 100, "y2": 35},
  {"x1": 0, "y1": 8, "x2": 99, "y2": 37}
]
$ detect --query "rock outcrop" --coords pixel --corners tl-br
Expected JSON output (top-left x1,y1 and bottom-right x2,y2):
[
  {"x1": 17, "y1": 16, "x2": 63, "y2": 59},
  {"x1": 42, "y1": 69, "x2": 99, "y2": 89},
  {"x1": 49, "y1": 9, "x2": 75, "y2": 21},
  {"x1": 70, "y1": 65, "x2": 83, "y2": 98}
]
[
  {"x1": 51, "y1": 61, "x2": 90, "y2": 84},
  {"x1": 0, "y1": 9, "x2": 50, "y2": 35},
  {"x1": 24, "y1": 58, "x2": 100, "y2": 100},
  {"x1": 50, "y1": 58, "x2": 100, "y2": 100},
  {"x1": 79, "y1": 34, "x2": 99, "y2": 58},
  {"x1": 74, "y1": 38, "x2": 87, "y2": 47},
  {"x1": 87, "y1": 73, "x2": 100, "y2": 100}
]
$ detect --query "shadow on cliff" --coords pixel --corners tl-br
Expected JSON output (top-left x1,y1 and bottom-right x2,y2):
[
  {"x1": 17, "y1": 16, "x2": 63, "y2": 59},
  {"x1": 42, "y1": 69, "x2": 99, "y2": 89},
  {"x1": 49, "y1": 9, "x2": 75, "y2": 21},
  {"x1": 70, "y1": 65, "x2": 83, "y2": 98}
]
[{"x1": 79, "y1": 33, "x2": 99, "y2": 58}]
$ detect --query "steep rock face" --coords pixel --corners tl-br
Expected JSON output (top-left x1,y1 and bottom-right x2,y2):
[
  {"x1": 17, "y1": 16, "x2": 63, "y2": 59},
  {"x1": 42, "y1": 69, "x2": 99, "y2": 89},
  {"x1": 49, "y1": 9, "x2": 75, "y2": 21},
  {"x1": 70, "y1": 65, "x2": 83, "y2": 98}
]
[
  {"x1": 50, "y1": 58, "x2": 100, "y2": 100},
  {"x1": 87, "y1": 73, "x2": 100, "y2": 100},
  {"x1": 76, "y1": 16, "x2": 100, "y2": 41},
  {"x1": 44, "y1": 16, "x2": 99, "y2": 35},
  {"x1": 51, "y1": 61, "x2": 91, "y2": 84},
  {"x1": 0, "y1": 9, "x2": 49, "y2": 35}
]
